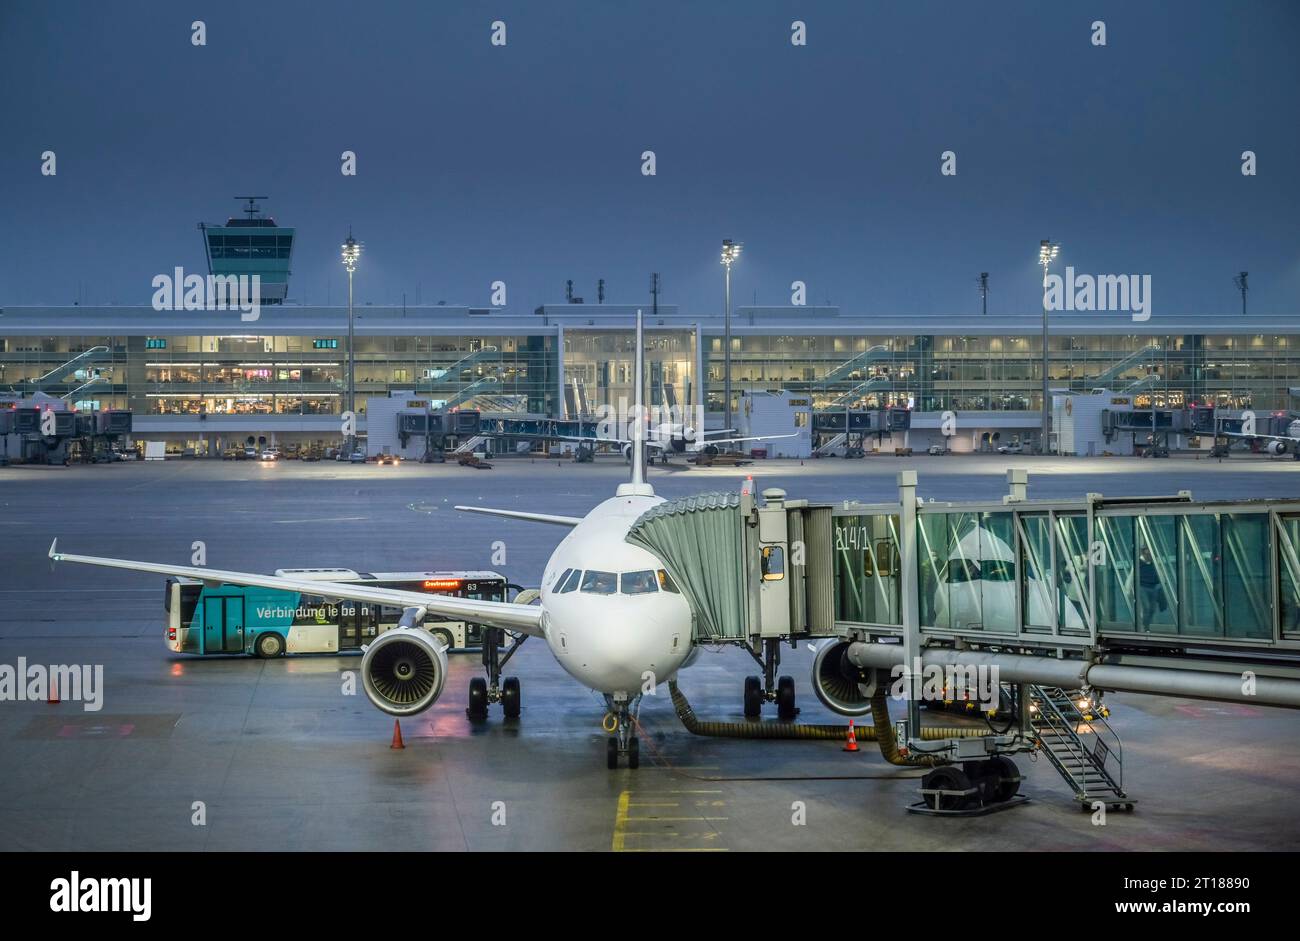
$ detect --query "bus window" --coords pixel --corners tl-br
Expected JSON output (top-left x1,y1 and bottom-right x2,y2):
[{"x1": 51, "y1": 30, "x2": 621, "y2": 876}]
[
  {"x1": 558, "y1": 569, "x2": 582, "y2": 593},
  {"x1": 620, "y1": 571, "x2": 658, "y2": 594},
  {"x1": 580, "y1": 570, "x2": 618, "y2": 595},
  {"x1": 657, "y1": 570, "x2": 680, "y2": 593}
]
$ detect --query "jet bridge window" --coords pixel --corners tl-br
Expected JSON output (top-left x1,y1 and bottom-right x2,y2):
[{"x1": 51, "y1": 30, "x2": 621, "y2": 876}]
[
  {"x1": 761, "y1": 546, "x2": 785, "y2": 580},
  {"x1": 620, "y1": 571, "x2": 658, "y2": 594},
  {"x1": 580, "y1": 570, "x2": 618, "y2": 595}
]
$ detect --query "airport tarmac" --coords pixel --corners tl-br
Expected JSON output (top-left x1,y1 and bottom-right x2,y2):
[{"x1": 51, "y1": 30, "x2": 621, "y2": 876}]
[{"x1": 0, "y1": 453, "x2": 1297, "y2": 851}]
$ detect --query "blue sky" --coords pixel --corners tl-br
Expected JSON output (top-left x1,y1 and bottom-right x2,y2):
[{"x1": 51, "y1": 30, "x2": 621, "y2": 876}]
[{"x1": 2, "y1": 0, "x2": 1297, "y2": 318}]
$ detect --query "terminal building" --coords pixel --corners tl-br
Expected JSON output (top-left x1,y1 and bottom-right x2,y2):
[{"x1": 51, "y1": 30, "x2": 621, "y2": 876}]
[
  {"x1": 0, "y1": 302, "x2": 1297, "y2": 455},
  {"x1": 2, "y1": 203, "x2": 1295, "y2": 454}
]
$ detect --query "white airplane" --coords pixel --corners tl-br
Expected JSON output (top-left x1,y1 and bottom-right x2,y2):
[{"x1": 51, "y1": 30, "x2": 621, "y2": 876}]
[
  {"x1": 1221, "y1": 417, "x2": 1300, "y2": 458},
  {"x1": 561, "y1": 422, "x2": 794, "y2": 464},
  {"x1": 48, "y1": 311, "x2": 693, "y2": 768},
  {"x1": 934, "y1": 524, "x2": 1086, "y2": 632}
]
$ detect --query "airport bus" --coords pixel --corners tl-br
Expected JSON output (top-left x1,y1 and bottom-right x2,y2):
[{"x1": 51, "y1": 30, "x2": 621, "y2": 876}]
[{"x1": 163, "y1": 568, "x2": 512, "y2": 657}]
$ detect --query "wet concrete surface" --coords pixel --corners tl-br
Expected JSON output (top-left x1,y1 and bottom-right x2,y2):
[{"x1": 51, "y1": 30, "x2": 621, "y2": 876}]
[{"x1": 0, "y1": 453, "x2": 1296, "y2": 850}]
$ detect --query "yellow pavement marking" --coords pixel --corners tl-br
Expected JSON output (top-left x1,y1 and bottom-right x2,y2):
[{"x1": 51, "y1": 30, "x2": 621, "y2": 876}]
[
  {"x1": 613, "y1": 788, "x2": 729, "y2": 852},
  {"x1": 612, "y1": 790, "x2": 631, "y2": 852}
]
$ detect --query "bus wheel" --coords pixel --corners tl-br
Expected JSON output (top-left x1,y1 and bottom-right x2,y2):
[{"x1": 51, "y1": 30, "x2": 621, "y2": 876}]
[
  {"x1": 502, "y1": 676, "x2": 521, "y2": 718},
  {"x1": 254, "y1": 632, "x2": 285, "y2": 658}
]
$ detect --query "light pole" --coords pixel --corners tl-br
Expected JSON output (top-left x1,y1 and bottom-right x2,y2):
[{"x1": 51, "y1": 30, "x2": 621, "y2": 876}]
[
  {"x1": 341, "y1": 231, "x2": 362, "y2": 455},
  {"x1": 1234, "y1": 271, "x2": 1248, "y2": 316},
  {"x1": 1038, "y1": 239, "x2": 1060, "y2": 455},
  {"x1": 720, "y1": 239, "x2": 742, "y2": 440}
]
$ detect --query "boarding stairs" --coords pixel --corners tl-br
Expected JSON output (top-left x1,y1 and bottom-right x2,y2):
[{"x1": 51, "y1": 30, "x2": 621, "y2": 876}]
[
  {"x1": 453, "y1": 435, "x2": 489, "y2": 455},
  {"x1": 1029, "y1": 685, "x2": 1133, "y2": 810},
  {"x1": 813, "y1": 432, "x2": 847, "y2": 457}
]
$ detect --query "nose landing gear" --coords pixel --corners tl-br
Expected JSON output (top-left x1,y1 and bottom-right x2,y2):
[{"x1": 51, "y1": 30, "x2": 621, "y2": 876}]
[{"x1": 604, "y1": 694, "x2": 642, "y2": 769}]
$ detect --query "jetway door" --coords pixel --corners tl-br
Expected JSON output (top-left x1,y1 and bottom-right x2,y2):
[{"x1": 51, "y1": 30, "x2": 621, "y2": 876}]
[{"x1": 790, "y1": 506, "x2": 835, "y2": 635}]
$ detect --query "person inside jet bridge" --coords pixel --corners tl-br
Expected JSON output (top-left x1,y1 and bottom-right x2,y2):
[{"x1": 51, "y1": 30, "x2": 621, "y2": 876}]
[{"x1": 1137, "y1": 546, "x2": 1165, "y2": 629}]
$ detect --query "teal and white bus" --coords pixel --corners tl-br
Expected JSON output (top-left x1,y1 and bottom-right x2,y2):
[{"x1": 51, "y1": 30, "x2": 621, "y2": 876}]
[{"x1": 163, "y1": 568, "x2": 510, "y2": 658}]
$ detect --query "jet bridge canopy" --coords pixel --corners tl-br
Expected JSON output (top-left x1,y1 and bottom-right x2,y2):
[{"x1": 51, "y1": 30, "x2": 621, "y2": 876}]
[{"x1": 625, "y1": 492, "x2": 747, "y2": 641}]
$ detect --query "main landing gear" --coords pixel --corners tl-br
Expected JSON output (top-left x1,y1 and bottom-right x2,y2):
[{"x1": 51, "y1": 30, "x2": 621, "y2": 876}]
[
  {"x1": 466, "y1": 627, "x2": 525, "y2": 721},
  {"x1": 743, "y1": 638, "x2": 798, "y2": 720},
  {"x1": 604, "y1": 693, "x2": 642, "y2": 769}
]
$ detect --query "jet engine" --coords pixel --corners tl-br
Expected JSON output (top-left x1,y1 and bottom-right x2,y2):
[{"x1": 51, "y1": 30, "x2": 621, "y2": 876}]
[
  {"x1": 622, "y1": 443, "x2": 635, "y2": 462},
  {"x1": 811, "y1": 639, "x2": 875, "y2": 717},
  {"x1": 1265, "y1": 440, "x2": 1287, "y2": 456},
  {"x1": 361, "y1": 628, "x2": 449, "y2": 716}
]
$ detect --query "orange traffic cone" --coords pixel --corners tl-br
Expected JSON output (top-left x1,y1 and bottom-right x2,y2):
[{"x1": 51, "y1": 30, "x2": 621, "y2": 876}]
[
  {"x1": 842, "y1": 719, "x2": 859, "y2": 752},
  {"x1": 390, "y1": 719, "x2": 405, "y2": 750},
  {"x1": 48, "y1": 680, "x2": 59, "y2": 705}
]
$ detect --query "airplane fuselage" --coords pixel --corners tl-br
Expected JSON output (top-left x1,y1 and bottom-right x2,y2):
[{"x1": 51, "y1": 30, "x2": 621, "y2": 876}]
[{"x1": 537, "y1": 493, "x2": 693, "y2": 695}]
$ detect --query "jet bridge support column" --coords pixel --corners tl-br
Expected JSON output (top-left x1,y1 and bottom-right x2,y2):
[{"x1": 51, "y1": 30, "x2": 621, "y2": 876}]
[{"x1": 898, "y1": 471, "x2": 923, "y2": 744}]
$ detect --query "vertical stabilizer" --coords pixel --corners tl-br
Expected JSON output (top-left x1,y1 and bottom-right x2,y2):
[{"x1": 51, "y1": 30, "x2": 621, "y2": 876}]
[{"x1": 618, "y1": 309, "x2": 655, "y2": 496}]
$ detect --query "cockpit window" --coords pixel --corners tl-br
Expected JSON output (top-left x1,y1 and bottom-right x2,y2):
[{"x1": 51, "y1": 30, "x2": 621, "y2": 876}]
[
  {"x1": 620, "y1": 570, "x2": 658, "y2": 594},
  {"x1": 580, "y1": 570, "x2": 618, "y2": 595},
  {"x1": 982, "y1": 560, "x2": 1015, "y2": 581},
  {"x1": 946, "y1": 559, "x2": 981, "y2": 583},
  {"x1": 557, "y1": 569, "x2": 581, "y2": 593},
  {"x1": 657, "y1": 569, "x2": 680, "y2": 593}
]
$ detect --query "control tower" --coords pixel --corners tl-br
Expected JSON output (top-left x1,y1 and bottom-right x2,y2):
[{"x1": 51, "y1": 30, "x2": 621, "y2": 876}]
[{"x1": 198, "y1": 197, "x2": 295, "y2": 304}]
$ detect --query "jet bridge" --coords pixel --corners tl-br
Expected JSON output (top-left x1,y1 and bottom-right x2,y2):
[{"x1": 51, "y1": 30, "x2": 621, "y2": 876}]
[{"x1": 627, "y1": 470, "x2": 1300, "y2": 811}]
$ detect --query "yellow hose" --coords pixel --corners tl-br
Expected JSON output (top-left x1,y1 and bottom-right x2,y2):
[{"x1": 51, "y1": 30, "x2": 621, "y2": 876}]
[{"x1": 667, "y1": 681, "x2": 977, "y2": 765}]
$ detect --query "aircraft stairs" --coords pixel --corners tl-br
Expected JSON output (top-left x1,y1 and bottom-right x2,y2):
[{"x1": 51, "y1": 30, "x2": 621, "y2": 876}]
[
  {"x1": 453, "y1": 435, "x2": 489, "y2": 455},
  {"x1": 813, "y1": 432, "x2": 847, "y2": 456},
  {"x1": 1029, "y1": 685, "x2": 1134, "y2": 812}
]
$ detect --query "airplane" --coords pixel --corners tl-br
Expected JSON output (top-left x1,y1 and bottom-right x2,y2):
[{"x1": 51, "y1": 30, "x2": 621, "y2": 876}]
[
  {"x1": 934, "y1": 523, "x2": 1086, "y2": 632},
  {"x1": 1220, "y1": 417, "x2": 1300, "y2": 458},
  {"x1": 564, "y1": 422, "x2": 796, "y2": 464},
  {"x1": 48, "y1": 310, "x2": 698, "y2": 769}
]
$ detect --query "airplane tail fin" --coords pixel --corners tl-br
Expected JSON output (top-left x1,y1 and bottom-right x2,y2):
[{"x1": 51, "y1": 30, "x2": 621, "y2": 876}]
[{"x1": 618, "y1": 309, "x2": 654, "y2": 496}]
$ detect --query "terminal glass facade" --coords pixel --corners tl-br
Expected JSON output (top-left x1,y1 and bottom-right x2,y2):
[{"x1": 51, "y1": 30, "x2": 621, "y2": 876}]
[
  {"x1": 0, "y1": 333, "x2": 555, "y2": 416},
  {"x1": 707, "y1": 332, "x2": 1300, "y2": 414}
]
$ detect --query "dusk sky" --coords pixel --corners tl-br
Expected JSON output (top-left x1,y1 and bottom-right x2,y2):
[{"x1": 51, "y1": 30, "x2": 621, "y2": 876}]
[{"x1": 3, "y1": 0, "x2": 1298, "y2": 317}]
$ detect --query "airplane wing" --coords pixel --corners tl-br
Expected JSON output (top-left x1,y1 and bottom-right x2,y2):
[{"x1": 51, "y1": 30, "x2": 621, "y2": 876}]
[
  {"x1": 47, "y1": 540, "x2": 546, "y2": 637},
  {"x1": 1222, "y1": 432, "x2": 1300, "y2": 444},
  {"x1": 454, "y1": 506, "x2": 582, "y2": 526},
  {"x1": 697, "y1": 433, "x2": 799, "y2": 446}
]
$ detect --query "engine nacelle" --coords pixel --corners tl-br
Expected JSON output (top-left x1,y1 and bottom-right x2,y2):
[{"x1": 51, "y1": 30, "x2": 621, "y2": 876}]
[
  {"x1": 361, "y1": 627, "x2": 449, "y2": 717},
  {"x1": 1265, "y1": 440, "x2": 1287, "y2": 456},
  {"x1": 622, "y1": 443, "x2": 634, "y2": 462},
  {"x1": 811, "y1": 639, "x2": 875, "y2": 717}
]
